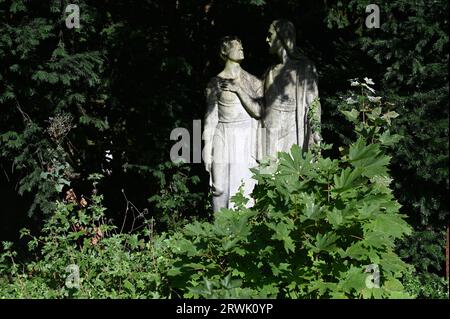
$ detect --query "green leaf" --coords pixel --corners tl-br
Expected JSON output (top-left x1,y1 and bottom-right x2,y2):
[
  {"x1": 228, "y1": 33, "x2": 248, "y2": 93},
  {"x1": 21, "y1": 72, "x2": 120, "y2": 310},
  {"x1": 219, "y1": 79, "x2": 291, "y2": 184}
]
[
  {"x1": 123, "y1": 279, "x2": 135, "y2": 293},
  {"x1": 311, "y1": 232, "x2": 339, "y2": 253},
  {"x1": 368, "y1": 214, "x2": 412, "y2": 239},
  {"x1": 364, "y1": 231, "x2": 391, "y2": 249},
  {"x1": 340, "y1": 266, "x2": 367, "y2": 293},
  {"x1": 345, "y1": 242, "x2": 369, "y2": 260},
  {"x1": 333, "y1": 167, "x2": 362, "y2": 193},
  {"x1": 381, "y1": 111, "x2": 399, "y2": 125},
  {"x1": 172, "y1": 238, "x2": 198, "y2": 256},
  {"x1": 269, "y1": 262, "x2": 290, "y2": 276},
  {"x1": 268, "y1": 220, "x2": 296, "y2": 253},
  {"x1": 367, "y1": 107, "x2": 382, "y2": 121},
  {"x1": 342, "y1": 109, "x2": 360, "y2": 122},
  {"x1": 184, "y1": 263, "x2": 207, "y2": 270},
  {"x1": 379, "y1": 130, "x2": 403, "y2": 146},
  {"x1": 384, "y1": 278, "x2": 403, "y2": 292},
  {"x1": 300, "y1": 193, "x2": 325, "y2": 221},
  {"x1": 167, "y1": 267, "x2": 182, "y2": 277},
  {"x1": 222, "y1": 238, "x2": 240, "y2": 251},
  {"x1": 326, "y1": 208, "x2": 343, "y2": 227},
  {"x1": 348, "y1": 139, "x2": 391, "y2": 178}
]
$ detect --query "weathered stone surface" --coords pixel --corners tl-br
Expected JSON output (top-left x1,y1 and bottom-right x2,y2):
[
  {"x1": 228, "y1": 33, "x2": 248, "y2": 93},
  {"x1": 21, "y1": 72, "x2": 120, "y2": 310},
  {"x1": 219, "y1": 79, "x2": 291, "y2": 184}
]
[
  {"x1": 203, "y1": 37, "x2": 262, "y2": 212},
  {"x1": 204, "y1": 21, "x2": 321, "y2": 211}
]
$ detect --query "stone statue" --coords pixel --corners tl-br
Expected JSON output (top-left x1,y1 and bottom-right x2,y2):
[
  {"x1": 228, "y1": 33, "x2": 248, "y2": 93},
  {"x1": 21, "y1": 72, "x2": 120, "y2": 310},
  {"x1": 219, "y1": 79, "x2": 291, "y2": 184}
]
[
  {"x1": 203, "y1": 36, "x2": 263, "y2": 212},
  {"x1": 263, "y1": 19, "x2": 321, "y2": 156},
  {"x1": 204, "y1": 22, "x2": 320, "y2": 212}
]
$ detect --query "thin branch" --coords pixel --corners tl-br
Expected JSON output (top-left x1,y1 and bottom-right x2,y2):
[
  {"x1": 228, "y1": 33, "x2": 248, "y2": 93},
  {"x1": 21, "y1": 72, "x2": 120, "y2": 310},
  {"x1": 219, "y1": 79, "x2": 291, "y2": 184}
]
[
  {"x1": 120, "y1": 189, "x2": 129, "y2": 234},
  {"x1": 14, "y1": 97, "x2": 32, "y2": 124},
  {"x1": 1, "y1": 163, "x2": 10, "y2": 182}
]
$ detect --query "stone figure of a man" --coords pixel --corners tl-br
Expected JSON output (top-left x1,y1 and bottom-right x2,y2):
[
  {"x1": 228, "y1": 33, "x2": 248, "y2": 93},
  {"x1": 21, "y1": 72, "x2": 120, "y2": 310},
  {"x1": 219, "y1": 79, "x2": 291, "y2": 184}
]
[
  {"x1": 263, "y1": 19, "x2": 321, "y2": 156},
  {"x1": 222, "y1": 20, "x2": 320, "y2": 158},
  {"x1": 203, "y1": 36, "x2": 263, "y2": 212}
]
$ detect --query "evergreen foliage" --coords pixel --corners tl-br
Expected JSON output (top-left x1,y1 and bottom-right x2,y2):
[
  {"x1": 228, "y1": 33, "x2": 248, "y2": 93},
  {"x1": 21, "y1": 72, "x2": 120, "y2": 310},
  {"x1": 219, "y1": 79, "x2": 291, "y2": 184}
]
[{"x1": 0, "y1": 0, "x2": 447, "y2": 298}]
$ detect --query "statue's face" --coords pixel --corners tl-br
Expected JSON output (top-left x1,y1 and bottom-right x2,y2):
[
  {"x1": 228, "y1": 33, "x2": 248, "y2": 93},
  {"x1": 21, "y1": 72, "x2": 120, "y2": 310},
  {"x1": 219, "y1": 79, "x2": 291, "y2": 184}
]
[
  {"x1": 266, "y1": 24, "x2": 283, "y2": 54},
  {"x1": 266, "y1": 24, "x2": 280, "y2": 54},
  {"x1": 225, "y1": 40, "x2": 244, "y2": 62}
]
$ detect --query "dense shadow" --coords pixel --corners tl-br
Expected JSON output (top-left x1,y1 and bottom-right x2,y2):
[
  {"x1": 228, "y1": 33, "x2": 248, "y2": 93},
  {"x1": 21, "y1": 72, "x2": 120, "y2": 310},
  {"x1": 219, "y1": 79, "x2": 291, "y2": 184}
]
[{"x1": 0, "y1": 0, "x2": 379, "y2": 234}]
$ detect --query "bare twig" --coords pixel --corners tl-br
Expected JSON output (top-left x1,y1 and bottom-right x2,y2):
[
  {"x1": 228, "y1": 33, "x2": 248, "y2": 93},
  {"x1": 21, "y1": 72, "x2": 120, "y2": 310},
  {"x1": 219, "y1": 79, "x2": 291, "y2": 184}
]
[
  {"x1": 14, "y1": 97, "x2": 32, "y2": 124},
  {"x1": 1, "y1": 163, "x2": 10, "y2": 182},
  {"x1": 120, "y1": 189, "x2": 129, "y2": 234}
]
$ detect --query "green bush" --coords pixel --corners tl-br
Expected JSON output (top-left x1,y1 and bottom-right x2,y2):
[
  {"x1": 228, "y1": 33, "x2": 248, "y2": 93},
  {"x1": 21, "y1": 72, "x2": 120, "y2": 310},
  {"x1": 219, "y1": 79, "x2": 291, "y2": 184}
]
[
  {"x1": 403, "y1": 271, "x2": 449, "y2": 299},
  {"x1": 398, "y1": 229, "x2": 449, "y2": 299},
  {"x1": 166, "y1": 141, "x2": 413, "y2": 298},
  {"x1": 0, "y1": 174, "x2": 173, "y2": 298},
  {"x1": 0, "y1": 80, "x2": 418, "y2": 299},
  {"x1": 164, "y1": 79, "x2": 414, "y2": 298}
]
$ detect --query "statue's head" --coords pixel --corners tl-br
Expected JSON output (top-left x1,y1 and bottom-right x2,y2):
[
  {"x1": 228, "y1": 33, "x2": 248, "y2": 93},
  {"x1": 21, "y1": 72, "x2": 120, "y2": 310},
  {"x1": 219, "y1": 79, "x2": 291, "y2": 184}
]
[
  {"x1": 267, "y1": 19, "x2": 296, "y2": 56},
  {"x1": 219, "y1": 36, "x2": 244, "y2": 63}
]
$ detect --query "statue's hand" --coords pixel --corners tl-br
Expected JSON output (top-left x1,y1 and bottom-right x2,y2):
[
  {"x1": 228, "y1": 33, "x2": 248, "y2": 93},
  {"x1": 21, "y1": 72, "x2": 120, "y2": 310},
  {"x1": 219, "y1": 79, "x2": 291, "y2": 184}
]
[
  {"x1": 205, "y1": 161, "x2": 212, "y2": 174},
  {"x1": 219, "y1": 78, "x2": 241, "y2": 95}
]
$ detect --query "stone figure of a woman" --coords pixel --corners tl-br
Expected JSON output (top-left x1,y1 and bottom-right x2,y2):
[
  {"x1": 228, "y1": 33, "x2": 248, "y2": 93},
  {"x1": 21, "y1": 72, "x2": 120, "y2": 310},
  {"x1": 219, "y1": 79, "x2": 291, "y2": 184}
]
[{"x1": 203, "y1": 36, "x2": 263, "y2": 212}]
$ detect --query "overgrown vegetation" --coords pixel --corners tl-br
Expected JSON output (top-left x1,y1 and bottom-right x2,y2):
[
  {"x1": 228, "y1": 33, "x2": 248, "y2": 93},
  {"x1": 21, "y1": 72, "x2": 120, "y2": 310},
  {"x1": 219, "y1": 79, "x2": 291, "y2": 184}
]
[
  {"x1": 166, "y1": 81, "x2": 414, "y2": 298},
  {"x1": 0, "y1": 0, "x2": 448, "y2": 299},
  {"x1": 1, "y1": 81, "x2": 441, "y2": 299}
]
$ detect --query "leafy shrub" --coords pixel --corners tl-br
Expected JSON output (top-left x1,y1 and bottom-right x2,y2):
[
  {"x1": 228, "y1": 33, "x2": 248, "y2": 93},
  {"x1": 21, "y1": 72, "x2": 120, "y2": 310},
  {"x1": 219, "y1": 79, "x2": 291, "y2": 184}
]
[
  {"x1": 166, "y1": 140, "x2": 413, "y2": 298},
  {"x1": 398, "y1": 229, "x2": 449, "y2": 299},
  {"x1": 324, "y1": 0, "x2": 449, "y2": 293},
  {"x1": 123, "y1": 161, "x2": 207, "y2": 230},
  {"x1": 0, "y1": 174, "x2": 173, "y2": 298},
  {"x1": 403, "y1": 271, "x2": 449, "y2": 299},
  {"x1": 0, "y1": 117, "x2": 75, "y2": 216},
  {"x1": 0, "y1": 80, "x2": 420, "y2": 299},
  {"x1": 164, "y1": 79, "x2": 414, "y2": 298}
]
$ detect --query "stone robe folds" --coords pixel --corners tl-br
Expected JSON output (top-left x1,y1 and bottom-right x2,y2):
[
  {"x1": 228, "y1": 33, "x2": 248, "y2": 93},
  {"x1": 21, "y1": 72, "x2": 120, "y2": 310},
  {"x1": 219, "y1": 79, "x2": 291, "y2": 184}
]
[
  {"x1": 263, "y1": 56, "x2": 320, "y2": 156},
  {"x1": 203, "y1": 71, "x2": 263, "y2": 212}
]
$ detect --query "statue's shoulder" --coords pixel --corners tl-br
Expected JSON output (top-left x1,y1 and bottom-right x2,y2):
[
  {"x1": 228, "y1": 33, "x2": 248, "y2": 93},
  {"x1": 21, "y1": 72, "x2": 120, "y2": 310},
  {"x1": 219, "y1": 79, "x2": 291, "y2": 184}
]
[
  {"x1": 206, "y1": 76, "x2": 221, "y2": 90},
  {"x1": 208, "y1": 76, "x2": 221, "y2": 85},
  {"x1": 241, "y1": 69, "x2": 259, "y2": 80},
  {"x1": 241, "y1": 69, "x2": 262, "y2": 85},
  {"x1": 295, "y1": 55, "x2": 317, "y2": 73}
]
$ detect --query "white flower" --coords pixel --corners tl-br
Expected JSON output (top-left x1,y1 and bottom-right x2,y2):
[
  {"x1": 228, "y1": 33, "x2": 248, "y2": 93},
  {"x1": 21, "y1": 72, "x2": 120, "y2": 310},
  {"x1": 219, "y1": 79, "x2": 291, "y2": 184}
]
[
  {"x1": 346, "y1": 97, "x2": 358, "y2": 104},
  {"x1": 367, "y1": 96, "x2": 382, "y2": 103},
  {"x1": 364, "y1": 77, "x2": 375, "y2": 85},
  {"x1": 361, "y1": 83, "x2": 376, "y2": 94},
  {"x1": 350, "y1": 80, "x2": 360, "y2": 87}
]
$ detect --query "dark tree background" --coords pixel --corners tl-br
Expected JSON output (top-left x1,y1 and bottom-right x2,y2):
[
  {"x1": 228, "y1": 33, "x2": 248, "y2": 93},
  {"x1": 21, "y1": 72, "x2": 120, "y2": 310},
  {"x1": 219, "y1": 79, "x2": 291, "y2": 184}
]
[{"x1": 0, "y1": 0, "x2": 448, "y2": 296}]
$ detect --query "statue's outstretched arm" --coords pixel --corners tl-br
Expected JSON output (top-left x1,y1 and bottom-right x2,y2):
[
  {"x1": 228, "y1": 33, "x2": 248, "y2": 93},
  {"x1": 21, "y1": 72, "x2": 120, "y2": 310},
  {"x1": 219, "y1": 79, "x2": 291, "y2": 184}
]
[
  {"x1": 203, "y1": 79, "x2": 219, "y2": 173},
  {"x1": 220, "y1": 73, "x2": 263, "y2": 119}
]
